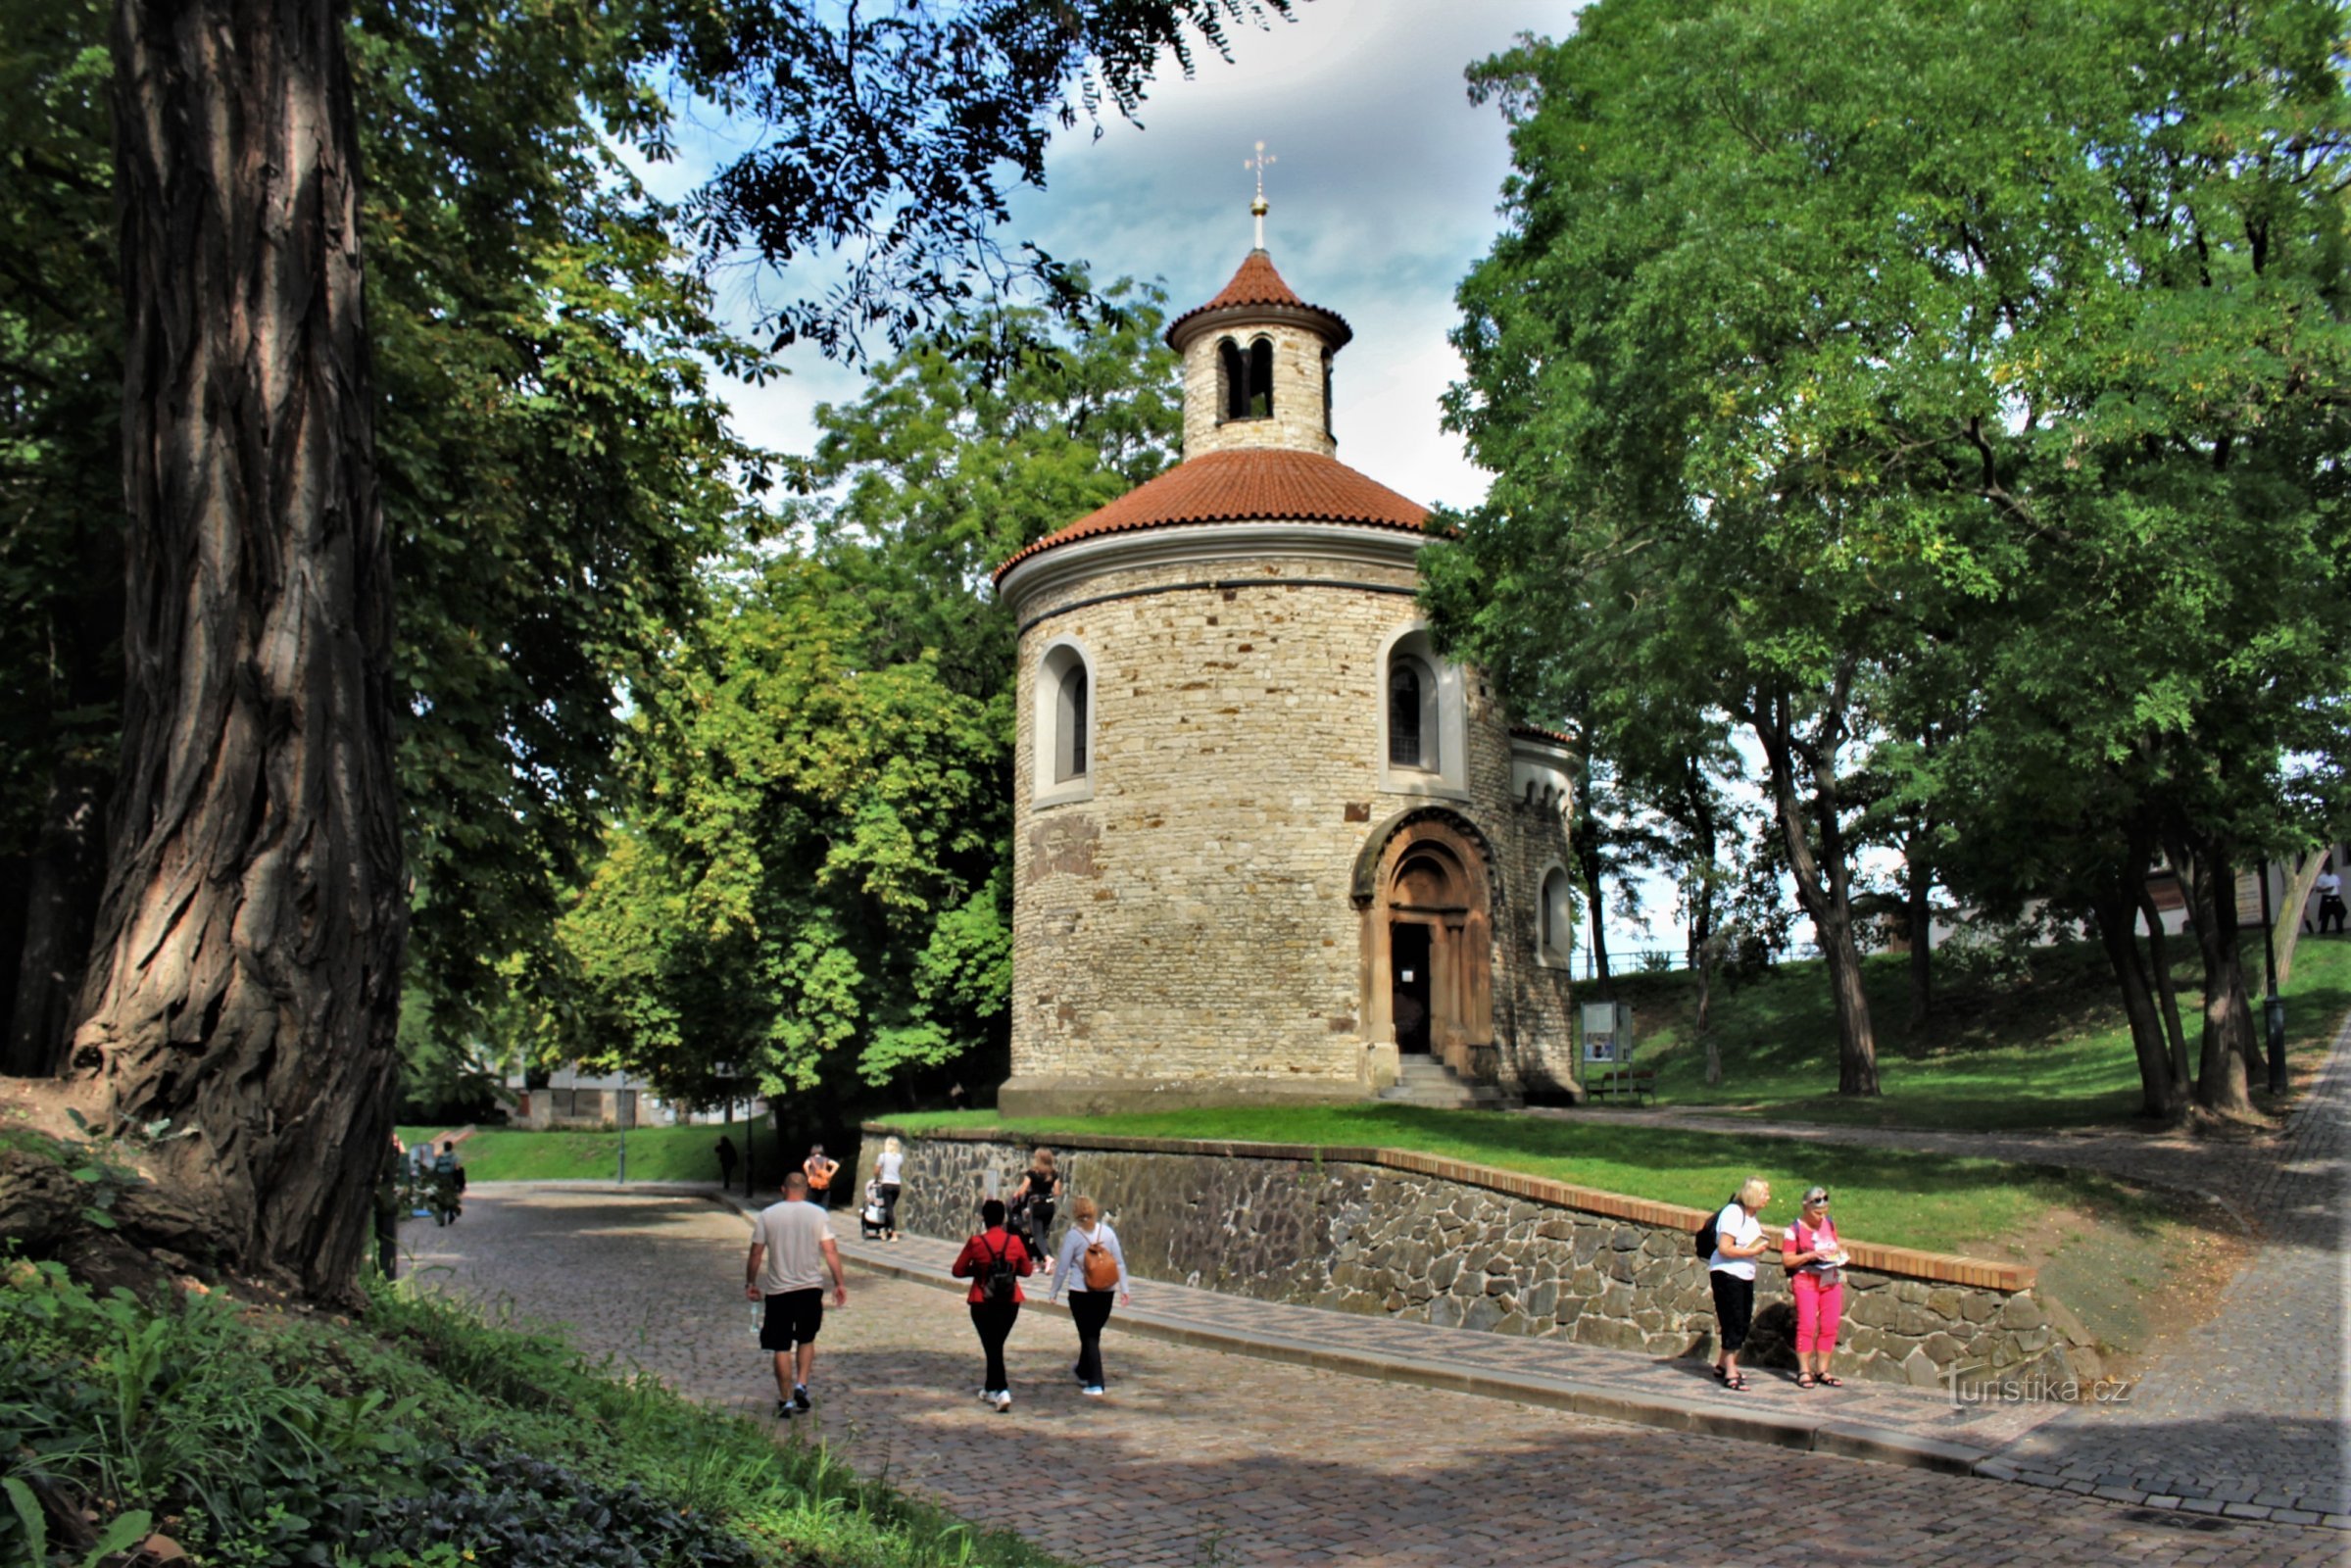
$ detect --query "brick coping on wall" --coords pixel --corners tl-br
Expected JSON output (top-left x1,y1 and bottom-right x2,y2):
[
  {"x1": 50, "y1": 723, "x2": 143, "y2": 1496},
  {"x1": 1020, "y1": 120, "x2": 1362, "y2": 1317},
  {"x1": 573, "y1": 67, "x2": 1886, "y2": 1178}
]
[{"x1": 864, "y1": 1120, "x2": 2035, "y2": 1294}]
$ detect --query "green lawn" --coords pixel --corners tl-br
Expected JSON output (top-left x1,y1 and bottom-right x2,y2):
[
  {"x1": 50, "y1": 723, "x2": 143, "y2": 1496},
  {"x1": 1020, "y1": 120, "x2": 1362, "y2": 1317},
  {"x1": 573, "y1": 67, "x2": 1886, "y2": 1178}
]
[
  {"x1": 1601, "y1": 933, "x2": 2351, "y2": 1130},
  {"x1": 395, "y1": 1122, "x2": 741, "y2": 1183},
  {"x1": 883, "y1": 1102, "x2": 2164, "y2": 1259}
]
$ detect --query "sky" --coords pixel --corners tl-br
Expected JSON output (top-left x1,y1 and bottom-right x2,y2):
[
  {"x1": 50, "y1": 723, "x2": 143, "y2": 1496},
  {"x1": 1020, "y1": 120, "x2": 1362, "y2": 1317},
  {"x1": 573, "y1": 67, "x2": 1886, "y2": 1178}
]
[{"x1": 658, "y1": 0, "x2": 1590, "y2": 513}]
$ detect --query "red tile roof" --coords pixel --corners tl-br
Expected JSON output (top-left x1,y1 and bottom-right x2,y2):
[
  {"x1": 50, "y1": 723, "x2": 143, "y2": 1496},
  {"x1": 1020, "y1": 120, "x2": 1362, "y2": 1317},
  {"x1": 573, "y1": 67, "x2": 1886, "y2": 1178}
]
[
  {"x1": 1167, "y1": 250, "x2": 1351, "y2": 348},
  {"x1": 994, "y1": 448, "x2": 1432, "y2": 583}
]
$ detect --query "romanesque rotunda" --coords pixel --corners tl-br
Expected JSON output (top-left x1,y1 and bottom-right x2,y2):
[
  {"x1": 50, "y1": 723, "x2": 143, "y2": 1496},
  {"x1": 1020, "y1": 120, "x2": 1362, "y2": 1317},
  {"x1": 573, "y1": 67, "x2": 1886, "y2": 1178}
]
[{"x1": 993, "y1": 218, "x2": 1577, "y2": 1116}]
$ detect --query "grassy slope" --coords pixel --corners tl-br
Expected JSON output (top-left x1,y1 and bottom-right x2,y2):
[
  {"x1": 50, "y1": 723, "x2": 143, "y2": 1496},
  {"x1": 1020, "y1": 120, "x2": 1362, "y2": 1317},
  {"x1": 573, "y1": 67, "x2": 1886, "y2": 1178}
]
[
  {"x1": 1615, "y1": 933, "x2": 2351, "y2": 1129},
  {"x1": 884, "y1": 1102, "x2": 2155, "y2": 1259},
  {"x1": 395, "y1": 1123, "x2": 737, "y2": 1183},
  {"x1": 0, "y1": 1253, "x2": 1061, "y2": 1568}
]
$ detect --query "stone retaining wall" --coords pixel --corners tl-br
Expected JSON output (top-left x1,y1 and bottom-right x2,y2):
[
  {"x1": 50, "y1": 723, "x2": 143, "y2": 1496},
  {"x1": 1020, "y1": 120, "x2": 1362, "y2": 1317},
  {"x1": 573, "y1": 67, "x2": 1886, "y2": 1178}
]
[{"x1": 862, "y1": 1125, "x2": 2104, "y2": 1391}]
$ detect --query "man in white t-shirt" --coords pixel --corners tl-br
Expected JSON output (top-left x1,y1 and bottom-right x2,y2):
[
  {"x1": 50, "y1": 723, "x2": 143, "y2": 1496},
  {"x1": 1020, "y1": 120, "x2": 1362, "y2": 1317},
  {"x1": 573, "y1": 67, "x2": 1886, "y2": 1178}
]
[
  {"x1": 2317, "y1": 861, "x2": 2345, "y2": 935},
  {"x1": 744, "y1": 1171, "x2": 848, "y2": 1420}
]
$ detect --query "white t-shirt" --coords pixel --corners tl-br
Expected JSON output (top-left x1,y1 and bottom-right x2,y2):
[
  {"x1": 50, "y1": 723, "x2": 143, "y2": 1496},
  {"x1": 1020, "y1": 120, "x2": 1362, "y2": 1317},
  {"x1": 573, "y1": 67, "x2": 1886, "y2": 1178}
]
[
  {"x1": 2319, "y1": 871, "x2": 2342, "y2": 898},
  {"x1": 1708, "y1": 1202, "x2": 1762, "y2": 1280},
  {"x1": 876, "y1": 1150, "x2": 905, "y2": 1184},
  {"x1": 753, "y1": 1199, "x2": 831, "y2": 1295}
]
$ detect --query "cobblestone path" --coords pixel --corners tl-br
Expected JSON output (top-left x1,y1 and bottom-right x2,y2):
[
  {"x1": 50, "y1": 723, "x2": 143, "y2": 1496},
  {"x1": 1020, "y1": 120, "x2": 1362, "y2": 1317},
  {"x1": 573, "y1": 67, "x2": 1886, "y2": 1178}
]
[
  {"x1": 1981, "y1": 1012, "x2": 2351, "y2": 1521},
  {"x1": 411, "y1": 1193, "x2": 2340, "y2": 1568}
]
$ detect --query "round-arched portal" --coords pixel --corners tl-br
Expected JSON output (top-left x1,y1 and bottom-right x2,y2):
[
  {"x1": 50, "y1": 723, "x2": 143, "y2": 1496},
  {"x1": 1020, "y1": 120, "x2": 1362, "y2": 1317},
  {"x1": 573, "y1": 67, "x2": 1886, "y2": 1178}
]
[{"x1": 1358, "y1": 812, "x2": 1495, "y2": 1076}]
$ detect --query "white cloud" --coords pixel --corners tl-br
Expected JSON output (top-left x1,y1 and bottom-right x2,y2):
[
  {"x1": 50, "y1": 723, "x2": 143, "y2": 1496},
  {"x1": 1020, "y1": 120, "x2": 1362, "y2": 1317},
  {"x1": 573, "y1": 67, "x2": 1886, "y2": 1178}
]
[{"x1": 687, "y1": 0, "x2": 1587, "y2": 503}]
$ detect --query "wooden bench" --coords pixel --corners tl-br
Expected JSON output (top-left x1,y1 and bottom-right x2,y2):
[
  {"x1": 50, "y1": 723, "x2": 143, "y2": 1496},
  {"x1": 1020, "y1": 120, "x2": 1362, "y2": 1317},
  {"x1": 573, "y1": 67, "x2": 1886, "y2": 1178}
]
[{"x1": 1584, "y1": 1068, "x2": 1655, "y2": 1105}]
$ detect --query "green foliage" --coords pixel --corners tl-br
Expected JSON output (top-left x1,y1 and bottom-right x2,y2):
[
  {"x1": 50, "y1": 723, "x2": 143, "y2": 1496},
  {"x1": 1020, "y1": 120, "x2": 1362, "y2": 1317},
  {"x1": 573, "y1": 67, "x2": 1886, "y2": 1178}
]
[
  {"x1": 549, "y1": 299, "x2": 1180, "y2": 1108},
  {"x1": 0, "y1": 0, "x2": 117, "y2": 863},
  {"x1": 352, "y1": 0, "x2": 772, "y2": 1043},
  {"x1": 1432, "y1": 0, "x2": 2349, "y2": 1101},
  {"x1": 0, "y1": 1258, "x2": 1067, "y2": 1568}
]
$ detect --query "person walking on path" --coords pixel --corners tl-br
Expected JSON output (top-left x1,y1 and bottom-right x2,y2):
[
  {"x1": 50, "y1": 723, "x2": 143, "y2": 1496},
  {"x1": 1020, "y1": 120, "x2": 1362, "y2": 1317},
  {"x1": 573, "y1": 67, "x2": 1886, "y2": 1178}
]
[
  {"x1": 2317, "y1": 859, "x2": 2346, "y2": 935},
  {"x1": 1047, "y1": 1196, "x2": 1132, "y2": 1396},
  {"x1": 803, "y1": 1143, "x2": 840, "y2": 1209},
  {"x1": 951, "y1": 1198, "x2": 1034, "y2": 1412},
  {"x1": 1783, "y1": 1186, "x2": 1847, "y2": 1389},
  {"x1": 1009, "y1": 1147, "x2": 1061, "y2": 1274},
  {"x1": 429, "y1": 1139, "x2": 465, "y2": 1227},
  {"x1": 744, "y1": 1171, "x2": 849, "y2": 1421},
  {"x1": 715, "y1": 1134, "x2": 739, "y2": 1190},
  {"x1": 873, "y1": 1136, "x2": 906, "y2": 1241},
  {"x1": 1708, "y1": 1177, "x2": 1773, "y2": 1391}
]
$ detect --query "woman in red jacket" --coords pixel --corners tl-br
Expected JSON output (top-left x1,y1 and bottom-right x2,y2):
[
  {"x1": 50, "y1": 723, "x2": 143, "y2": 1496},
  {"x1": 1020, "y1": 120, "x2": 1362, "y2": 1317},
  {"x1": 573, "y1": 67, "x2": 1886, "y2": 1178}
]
[{"x1": 950, "y1": 1198, "x2": 1033, "y2": 1411}]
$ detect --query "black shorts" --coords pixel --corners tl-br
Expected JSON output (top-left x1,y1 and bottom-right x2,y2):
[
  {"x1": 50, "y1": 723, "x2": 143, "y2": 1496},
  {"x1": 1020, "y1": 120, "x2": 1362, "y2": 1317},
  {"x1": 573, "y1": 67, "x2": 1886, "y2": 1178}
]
[{"x1": 760, "y1": 1288, "x2": 824, "y2": 1351}]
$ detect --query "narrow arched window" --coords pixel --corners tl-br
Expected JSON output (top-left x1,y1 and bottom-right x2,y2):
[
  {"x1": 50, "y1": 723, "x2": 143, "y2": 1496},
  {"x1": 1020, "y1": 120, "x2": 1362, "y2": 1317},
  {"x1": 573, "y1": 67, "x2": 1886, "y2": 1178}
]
[
  {"x1": 1389, "y1": 662, "x2": 1426, "y2": 767},
  {"x1": 1248, "y1": 337, "x2": 1274, "y2": 417},
  {"x1": 1055, "y1": 659, "x2": 1089, "y2": 782},
  {"x1": 1038, "y1": 641, "x2": 1093, "y2": 796},
  {"x1": 1541, "y1": 867, "x2": 1572, "y2": 960},
  {"x1": 1322, "y1": 348, "x2": 1335, "y2": 436},
  {"x1": 1219, "y1": 338, "x2": 1248, "y2": 421}
]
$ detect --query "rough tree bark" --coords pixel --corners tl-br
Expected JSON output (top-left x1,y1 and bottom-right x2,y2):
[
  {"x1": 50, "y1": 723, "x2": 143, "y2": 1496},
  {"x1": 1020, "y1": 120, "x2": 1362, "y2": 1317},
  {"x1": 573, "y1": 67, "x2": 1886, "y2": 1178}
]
[
  {"x1": 1752, "y1": 680, "x2": 1880, "y2": 1096},
  {"x1": 2271, "y1": 848, "x2": 2327, "y2": 990},
  {"x1": 68, "y1": 0, "x2": 406, "y2": 1299},
  {"x1": 2171, "y1": 832, "x2": 2254, "y2": 1118},
  {"x1": 2092, "y1": 880, "x2": 2184, "y2": 1120}
]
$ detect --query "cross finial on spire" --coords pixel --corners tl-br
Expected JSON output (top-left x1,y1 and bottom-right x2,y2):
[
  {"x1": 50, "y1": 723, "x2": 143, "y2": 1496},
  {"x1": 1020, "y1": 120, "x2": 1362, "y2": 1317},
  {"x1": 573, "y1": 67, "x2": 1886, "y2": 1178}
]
[{"x1": 1244, "y1": 140, "x2": 1275, "y2": 249}]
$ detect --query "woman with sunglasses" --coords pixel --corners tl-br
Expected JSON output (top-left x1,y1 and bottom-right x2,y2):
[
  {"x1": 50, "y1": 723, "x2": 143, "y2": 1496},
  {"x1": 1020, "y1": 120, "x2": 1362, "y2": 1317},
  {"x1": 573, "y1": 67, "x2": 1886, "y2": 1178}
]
[{"x1": 1784, "y1": 1186, "x2": 1848, "y2": 1389}]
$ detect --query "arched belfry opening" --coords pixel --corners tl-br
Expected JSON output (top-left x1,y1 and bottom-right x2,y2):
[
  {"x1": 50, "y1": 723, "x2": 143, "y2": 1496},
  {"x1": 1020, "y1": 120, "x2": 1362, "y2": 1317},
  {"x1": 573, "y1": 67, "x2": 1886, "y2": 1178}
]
[
  {"x1": 1217, "y1": 334, "x2": 1274, "y2": 421},
  {"x1": 1354, "y1": 810, "x2": 1496, "y2": 1078}
]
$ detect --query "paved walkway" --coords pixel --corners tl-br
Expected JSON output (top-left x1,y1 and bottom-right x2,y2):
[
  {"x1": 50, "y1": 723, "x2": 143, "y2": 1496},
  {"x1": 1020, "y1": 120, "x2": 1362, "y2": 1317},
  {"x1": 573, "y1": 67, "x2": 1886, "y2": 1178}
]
[
  {"x1": 412, "y1": 1192, "x2": 2341, "y2": 1568},
  {"x1": 1976, "y1": 1012, "x2": 2351, "y2": 1523}
]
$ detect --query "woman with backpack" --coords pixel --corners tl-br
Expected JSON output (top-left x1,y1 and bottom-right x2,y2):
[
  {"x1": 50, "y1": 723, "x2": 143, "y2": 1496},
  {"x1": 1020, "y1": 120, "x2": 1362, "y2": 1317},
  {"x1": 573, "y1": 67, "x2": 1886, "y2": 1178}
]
[
  {"x1": 1008, "y1": 1147, "x2": 1061, "y2": 1275},
  {"x1": 950, "y1": 1198, "x2": 1034, "y2": 1412},
  {"x1": 1705, "y1": 1177, "x2": 1773, "y2": 1391},
  {"x1": 1046, "y1": 1195, "x2": 1132, "y2": 1397}
]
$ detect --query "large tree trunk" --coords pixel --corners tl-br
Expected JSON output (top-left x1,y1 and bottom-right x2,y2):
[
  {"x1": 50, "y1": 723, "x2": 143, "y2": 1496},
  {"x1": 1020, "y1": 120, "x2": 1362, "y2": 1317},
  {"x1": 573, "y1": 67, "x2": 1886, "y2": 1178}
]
[
  {"x1": 1754, "y1": 685, "x2": 1880, "y2": 1095},
  {"x1": 2173, "y1": 833, "x2": 2253, "y2": 1118},
  {"x1": 70, "y1": 0, "x2": 406, "y2": 1299},
  {"x1": 2092, "y1": 883, "x2": 2183, "y2": 1119},
  {"x1": 2271, "y1": 848, "x2": 2327, "y2": 990}
]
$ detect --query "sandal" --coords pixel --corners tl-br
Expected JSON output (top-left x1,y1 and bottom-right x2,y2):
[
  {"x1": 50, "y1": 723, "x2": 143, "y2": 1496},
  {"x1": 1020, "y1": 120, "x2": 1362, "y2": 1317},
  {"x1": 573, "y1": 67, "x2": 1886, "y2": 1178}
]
[
  {"x1": 1818, "y1": 1374, "x2": 1843, "y2": 1388},
  {"x1": 1726, "y1": 1373, "x2": 1749, "y2": 1391},
  {"x1": 1796, "y1": 1374, "x2": 1817, "y2": 1390}
]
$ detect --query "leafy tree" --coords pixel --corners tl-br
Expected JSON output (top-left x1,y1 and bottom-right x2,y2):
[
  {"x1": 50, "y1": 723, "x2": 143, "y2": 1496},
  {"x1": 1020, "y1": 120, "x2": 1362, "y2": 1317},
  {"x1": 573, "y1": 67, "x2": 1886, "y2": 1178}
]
[
  {"x1": 553, "y1": 297, "x2": 1182, "y2": 1114},
  {"x1": 1430, "y1": 0, "x2": 2347, "y2": 1109},
  {"x1": 0, "y1": 0, "x2": 120, "y2": 1076},
  {"x1": 560, "y1": 562, "x2": 1011, "y2": 1112},
  {"x1": 55, "y1": 0, "x2": 1284, "y2": 1295}
]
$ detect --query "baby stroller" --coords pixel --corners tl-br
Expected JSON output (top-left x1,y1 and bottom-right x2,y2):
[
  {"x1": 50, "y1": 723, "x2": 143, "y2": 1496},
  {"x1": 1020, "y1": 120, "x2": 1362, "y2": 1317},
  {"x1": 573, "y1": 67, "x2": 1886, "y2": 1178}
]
[{"x1": 857, "y1": 1181, "x2": 888, "y2": 1241}]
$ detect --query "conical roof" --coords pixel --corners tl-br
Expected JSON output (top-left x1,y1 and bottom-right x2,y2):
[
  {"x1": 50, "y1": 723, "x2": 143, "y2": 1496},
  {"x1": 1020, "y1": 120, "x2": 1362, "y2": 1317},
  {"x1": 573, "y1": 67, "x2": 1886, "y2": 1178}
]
[
  {"x1": 993, "y1": 448, "x2": 1430, "y2": 584},
  {"x1": 1166, "y1": 249, "x2": 1351, "y2": 351}
]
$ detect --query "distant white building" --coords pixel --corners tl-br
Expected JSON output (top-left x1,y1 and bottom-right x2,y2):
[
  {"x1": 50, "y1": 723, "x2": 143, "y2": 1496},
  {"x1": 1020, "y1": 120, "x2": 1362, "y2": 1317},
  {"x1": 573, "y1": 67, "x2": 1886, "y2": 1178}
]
[{"x1": 503, "y1": 1065, "x2": 766, "y2": 1130}]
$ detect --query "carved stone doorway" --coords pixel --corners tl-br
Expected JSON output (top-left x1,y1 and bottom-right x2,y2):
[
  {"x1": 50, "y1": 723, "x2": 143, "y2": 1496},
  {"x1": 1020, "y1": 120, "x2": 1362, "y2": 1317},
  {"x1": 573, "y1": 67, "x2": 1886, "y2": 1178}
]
[{"x1": 1358, "y1": 812, "x2": 1494, "y2": 1078}]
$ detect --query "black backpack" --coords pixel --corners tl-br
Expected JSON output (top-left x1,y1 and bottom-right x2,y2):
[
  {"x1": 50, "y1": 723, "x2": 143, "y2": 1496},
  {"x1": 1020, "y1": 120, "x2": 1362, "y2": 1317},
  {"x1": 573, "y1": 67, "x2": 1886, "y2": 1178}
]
[
  {"x1": 981, "y1": 1235, "x2": 1018, "y2": 1304},
  {"x1": 1694, "y1": 1200, "x2": 1725, "y2": 1260}
]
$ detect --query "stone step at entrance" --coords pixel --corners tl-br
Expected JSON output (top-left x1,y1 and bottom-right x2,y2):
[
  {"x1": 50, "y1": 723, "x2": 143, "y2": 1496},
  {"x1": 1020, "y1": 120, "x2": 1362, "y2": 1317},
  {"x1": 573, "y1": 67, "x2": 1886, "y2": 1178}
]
[{"x1": 1378, "y1": 1054, "x2": 1522, "y2": 1110}]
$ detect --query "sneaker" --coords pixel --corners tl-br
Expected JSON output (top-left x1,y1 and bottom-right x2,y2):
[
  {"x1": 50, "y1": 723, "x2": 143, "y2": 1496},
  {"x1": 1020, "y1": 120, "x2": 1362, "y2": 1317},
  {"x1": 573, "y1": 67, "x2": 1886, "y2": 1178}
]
[
  {"x1": 792, "y1": 1385, "x2": 811, "y2": 1412},
  {"x1": 977, "y1": 1388, "x2": 996, "y2": 1401},
  {"x1": 1082, "y1": 1385, "x2": 1105, "y2": 1397},
  {"x1": 993, "y1": 1390, "x2": 1012, "y2": 1412},
  {"x1": 774, "y1": 1399, "x2": 793, "y2": 1420}
]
